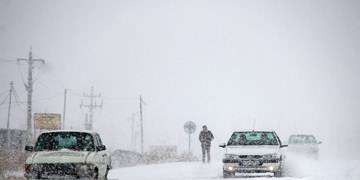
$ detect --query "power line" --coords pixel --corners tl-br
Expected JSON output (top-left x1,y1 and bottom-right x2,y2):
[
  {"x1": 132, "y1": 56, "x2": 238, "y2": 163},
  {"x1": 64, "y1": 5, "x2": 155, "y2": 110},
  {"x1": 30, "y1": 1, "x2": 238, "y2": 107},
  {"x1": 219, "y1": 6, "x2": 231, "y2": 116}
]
[
  {"x1": 0, "y1": 90, "x2": 9, "y2": 98},
  {"x1": 11, "y1": 93, "x2": 62, "y2": 103},
  {"x1": 0, "y1": 58, "x2": 16, "y2": 63},
  {"x1": 0, "y1": 94, "x2": 9, "y2": 106},
  {"x1": 69, "y1": 91, "x2": 83, "y2": 97},
  {"x1": 1, "y1": 90, "x2": 61, "y2": 103},
  {"x1": 48, "y1": 71, "x2": 66, "y2": 89},
  {"x1": 13, "y1": 88, "x2": 26, "y2": 112},
  {"x1": 16, "y1": 63, "x2": 27, "y2": 88},
  {"x1": 12, "y1": 88, "x2": 25, "y2": 104}
]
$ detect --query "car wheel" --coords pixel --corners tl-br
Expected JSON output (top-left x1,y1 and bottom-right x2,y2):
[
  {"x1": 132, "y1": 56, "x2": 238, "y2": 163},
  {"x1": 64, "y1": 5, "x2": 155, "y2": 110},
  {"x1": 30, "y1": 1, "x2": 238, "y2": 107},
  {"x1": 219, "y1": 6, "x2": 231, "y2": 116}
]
[
  {"x1": 104, "y1": 166, "x2": 110, "y2": 179},
  {"x1": 274, "y1": 171, "x2": 282, "y2": 177},
  {"x1": 223, "y1": 170, "x2": 235, "y2": 178},
  {"x1": 92, "y1": 168, "x2": 99, "y2": 179},
  {"x1": 35, "y1": 173, "x2": 42, "y2": 179}
]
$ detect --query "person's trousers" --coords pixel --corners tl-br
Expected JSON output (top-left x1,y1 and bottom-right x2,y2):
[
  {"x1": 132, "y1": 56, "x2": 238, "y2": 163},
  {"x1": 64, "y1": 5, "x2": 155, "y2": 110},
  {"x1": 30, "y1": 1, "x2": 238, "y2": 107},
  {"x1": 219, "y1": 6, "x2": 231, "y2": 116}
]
[{"x1": 201, "y1": 144, "x2": 211, "y2": 163}]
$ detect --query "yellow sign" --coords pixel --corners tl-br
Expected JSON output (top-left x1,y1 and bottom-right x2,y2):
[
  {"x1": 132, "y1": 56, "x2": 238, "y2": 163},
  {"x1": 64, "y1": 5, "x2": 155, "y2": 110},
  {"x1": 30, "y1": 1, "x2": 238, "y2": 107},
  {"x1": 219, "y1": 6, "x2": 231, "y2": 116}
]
[{"x1": 34, "y1": 113, "x2": 61, "y2": 130}]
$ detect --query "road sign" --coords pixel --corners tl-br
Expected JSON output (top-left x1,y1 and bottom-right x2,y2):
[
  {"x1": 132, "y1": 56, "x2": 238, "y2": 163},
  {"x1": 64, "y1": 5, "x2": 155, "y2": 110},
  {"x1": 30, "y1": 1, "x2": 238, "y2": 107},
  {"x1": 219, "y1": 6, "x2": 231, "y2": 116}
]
[
  {"x1": 184, "y1": 121, "x2": 196, "y2": 154},
  {"x1": 184, "y1": 121, "x2": 196, "y2": 134},
  {"x1": 34, "y1": 113, "x2": 61, "y2": 130}
]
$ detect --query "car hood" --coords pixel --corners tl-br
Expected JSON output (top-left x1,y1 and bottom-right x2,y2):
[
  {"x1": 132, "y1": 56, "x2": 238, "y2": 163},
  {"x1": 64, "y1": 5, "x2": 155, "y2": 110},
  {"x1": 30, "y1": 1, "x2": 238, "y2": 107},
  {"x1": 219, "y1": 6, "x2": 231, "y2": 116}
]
[
  {"x1": 226, "y1": 145, "x2": 280, "y2": 155},
  {"x1": 26, "y1": 149, "x2": 91, "y2": 164}
]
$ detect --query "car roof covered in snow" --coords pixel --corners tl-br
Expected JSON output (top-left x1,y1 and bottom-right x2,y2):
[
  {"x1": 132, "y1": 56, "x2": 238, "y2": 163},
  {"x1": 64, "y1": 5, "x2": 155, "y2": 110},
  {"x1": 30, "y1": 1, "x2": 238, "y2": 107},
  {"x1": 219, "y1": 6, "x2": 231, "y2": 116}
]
[
  {"x1": 233, "y1": 130, "x2": 276, "y2": 133},
  {"x1": 290, "y1": 134, "x2": 315, "y2": 136},
  {"x1": 38, "y1": 129, "x2": 98, "y2": 135}
]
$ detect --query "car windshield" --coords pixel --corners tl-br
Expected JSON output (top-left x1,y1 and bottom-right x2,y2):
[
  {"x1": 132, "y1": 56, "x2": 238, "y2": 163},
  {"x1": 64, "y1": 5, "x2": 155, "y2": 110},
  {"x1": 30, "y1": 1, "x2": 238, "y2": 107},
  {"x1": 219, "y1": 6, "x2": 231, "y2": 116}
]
[
  {"x1": 34, "y1": 132, "x2": 95, "y2": 151},
  {"x1": 227, "y1": 132, "x2": 279, "y2": 146},
  {"x1": 289, "y1": 135, "x2": 317, "y2": 144}
]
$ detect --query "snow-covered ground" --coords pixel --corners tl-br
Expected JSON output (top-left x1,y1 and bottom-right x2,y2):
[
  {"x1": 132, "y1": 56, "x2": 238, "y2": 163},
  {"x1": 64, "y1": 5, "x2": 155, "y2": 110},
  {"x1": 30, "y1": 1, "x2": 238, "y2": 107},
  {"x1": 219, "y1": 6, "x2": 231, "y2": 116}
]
[{"x1": 108, "y1": 154, "x2": 360, "y2": 180}]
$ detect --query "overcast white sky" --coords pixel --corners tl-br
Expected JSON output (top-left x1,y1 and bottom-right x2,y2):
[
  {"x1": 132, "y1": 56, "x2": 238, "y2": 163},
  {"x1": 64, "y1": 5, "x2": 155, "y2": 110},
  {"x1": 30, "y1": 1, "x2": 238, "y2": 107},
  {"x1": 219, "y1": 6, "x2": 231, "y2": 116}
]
[{"x1": 0, "y1": 0, "x2": 359, "y2": 157}]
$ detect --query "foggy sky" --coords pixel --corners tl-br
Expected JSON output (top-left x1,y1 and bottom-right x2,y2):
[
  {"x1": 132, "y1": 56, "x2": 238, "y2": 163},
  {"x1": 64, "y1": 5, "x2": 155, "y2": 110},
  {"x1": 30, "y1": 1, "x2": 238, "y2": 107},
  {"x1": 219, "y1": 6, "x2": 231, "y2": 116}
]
[{"x1": 0, "y1": 0, "x2": 359, "y2": 157}]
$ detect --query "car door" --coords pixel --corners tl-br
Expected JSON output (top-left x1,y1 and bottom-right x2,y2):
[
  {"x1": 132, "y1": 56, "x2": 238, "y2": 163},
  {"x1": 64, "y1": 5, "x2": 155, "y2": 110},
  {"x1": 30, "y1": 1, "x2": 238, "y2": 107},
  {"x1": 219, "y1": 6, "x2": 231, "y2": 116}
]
[
  {"x1": 275, "y1": 133, "x2": 286, "y2": 159},
  {"x1": 94, "y1": 134, "x2": 109, "y2": 174},
  {"x1": 89, "y1": 134, "x2": 104, "y2": 176}
]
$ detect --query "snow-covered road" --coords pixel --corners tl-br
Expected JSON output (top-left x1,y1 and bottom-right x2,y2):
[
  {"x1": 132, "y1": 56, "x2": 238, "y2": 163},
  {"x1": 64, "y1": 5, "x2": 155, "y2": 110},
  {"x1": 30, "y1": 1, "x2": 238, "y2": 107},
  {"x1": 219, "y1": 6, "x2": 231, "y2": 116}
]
[{"x1": 108, "y1": 155, "x2": 360, "y2": 180}]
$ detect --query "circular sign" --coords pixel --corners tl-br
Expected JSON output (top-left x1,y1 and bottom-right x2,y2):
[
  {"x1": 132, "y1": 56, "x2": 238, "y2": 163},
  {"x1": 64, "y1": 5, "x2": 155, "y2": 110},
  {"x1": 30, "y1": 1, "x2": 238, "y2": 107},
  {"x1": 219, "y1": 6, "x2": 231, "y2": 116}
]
[{"x1": 184, "y1": 121, "x2": 196, "y2": 134}]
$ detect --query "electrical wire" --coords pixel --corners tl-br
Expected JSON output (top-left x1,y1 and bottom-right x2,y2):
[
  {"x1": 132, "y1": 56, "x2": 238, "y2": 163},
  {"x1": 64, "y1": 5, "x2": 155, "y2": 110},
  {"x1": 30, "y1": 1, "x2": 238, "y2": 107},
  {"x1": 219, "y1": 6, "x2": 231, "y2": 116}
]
[
  {"x1": 47, "y1": 70, "x2": 66, "y2": 89},
  {"x1": 13, "y1": 88, "x2": 25, "y2": 105},
  {"x1": 13, "y1": 88, "x2": 26, "y2": 111},
  {"x1": 13, "y1": 98, "x2": 26, "y2": 112},
  {"x1": 6, "y1": 92, "x2": 62, "y2": 104},
  {"x1": 69, "y1": 91, "x2": 83, "y2": 97},
  {"x1": 0, "y1": 94, "x2": 9, "y2": 106},
  {"x1": 0, "y1": 58, "x2": 16, "y2": 63},
  {"x1": 36, "y1": 80, "x2": 52, "y2": 91},
  {"x1": 16, "y1": 63, "x2": 27, "y2": 86},
  {"x1": 0, "y1": 89, "x2": 9, "y2": 98}
]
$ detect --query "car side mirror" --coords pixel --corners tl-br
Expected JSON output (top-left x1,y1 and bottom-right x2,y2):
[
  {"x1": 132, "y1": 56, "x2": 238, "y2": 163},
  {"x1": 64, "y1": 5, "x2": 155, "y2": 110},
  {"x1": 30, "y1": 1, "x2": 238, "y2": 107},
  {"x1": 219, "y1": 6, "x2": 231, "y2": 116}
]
[
  {"x1": 97, "y1": 145, "x2": 106, "y2": 151},
  {"x1": 25, "y1": 145, "x2": 34, "y2": 152},
  {"x1": 219, "y1": 143, "x2": 226, "y2": 148},
  {"x1": 280, "y1": 144, "x2": 288, "y2": 148}
]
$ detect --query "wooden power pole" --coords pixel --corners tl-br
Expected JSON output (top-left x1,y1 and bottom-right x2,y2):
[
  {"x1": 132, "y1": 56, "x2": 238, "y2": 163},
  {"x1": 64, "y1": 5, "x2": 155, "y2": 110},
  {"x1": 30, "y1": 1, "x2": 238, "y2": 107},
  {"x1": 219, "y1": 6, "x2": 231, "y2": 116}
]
[
  {"x1": 6, "y1": 81, "x2": 14, "y2": 149},
  {"x1": 17, "y1": 47, "x2": 45, "y2": 144},
  {"x1": 139, "y1": 95, "x2": 146, "y2": 154}
]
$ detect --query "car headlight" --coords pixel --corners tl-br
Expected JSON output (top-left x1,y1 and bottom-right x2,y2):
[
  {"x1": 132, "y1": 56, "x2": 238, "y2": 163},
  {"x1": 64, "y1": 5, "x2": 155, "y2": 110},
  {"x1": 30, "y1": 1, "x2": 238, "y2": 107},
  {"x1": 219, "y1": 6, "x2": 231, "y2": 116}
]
[
  {"x1": 268, "y1": 166, "x2": 275, "y2": 171},
  {"x1": 31, "y1": 164, "x2": 42, "y2": 171},
  {"x1": 227, "y1": 165, "x2": 235, "y2": 171},
  {"x1": 75, "y1": 163, "x2": 94, "y2": 172}
]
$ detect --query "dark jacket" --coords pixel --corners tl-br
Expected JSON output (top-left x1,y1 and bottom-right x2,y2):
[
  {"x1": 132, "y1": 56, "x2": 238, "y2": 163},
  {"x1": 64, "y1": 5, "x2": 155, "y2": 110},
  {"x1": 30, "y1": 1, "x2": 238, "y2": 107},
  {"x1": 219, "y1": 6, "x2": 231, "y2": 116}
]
[{"x1": 199, "y1": 130, "x2": 214, "y2": 146}]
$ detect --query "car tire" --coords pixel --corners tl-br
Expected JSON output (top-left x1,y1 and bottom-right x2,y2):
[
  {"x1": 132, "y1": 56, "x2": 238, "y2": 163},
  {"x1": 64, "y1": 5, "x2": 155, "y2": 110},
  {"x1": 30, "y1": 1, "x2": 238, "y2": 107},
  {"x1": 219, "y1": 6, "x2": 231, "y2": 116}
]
[
  {"x1": 35, "y1": 173, "x2": 42, "y2": 179},
  {"x1": 274, "y1": 171, "x2": 282, "y2": 177},
  {"x1": 104, "y1": 166, "x2": 110, "y2": 179},
  {"x1": 223, "y1": 170, "x2": 235, "y2": 178},
  {"x1": 92, "y1": 168, "x2": 99, "y2": 179}
]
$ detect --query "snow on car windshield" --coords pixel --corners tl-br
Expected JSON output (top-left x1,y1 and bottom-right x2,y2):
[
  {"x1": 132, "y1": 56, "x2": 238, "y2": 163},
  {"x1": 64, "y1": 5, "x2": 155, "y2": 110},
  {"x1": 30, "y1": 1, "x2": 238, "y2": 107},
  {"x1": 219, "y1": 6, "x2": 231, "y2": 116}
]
[
  {"x1": 227, "y1": 132, "x2": 279, "y2": 146},
  {"x1": 34, "y1": 132, "x2": 95, "y2": 151}
]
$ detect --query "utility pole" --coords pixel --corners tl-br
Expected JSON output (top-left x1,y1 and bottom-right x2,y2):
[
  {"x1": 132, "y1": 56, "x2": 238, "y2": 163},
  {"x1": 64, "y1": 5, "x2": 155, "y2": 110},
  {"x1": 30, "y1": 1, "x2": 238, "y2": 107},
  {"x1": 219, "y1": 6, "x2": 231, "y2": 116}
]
[
  {"x1": 6, "y1": 81, "x2": 14, "y2": 149},
  {"x1": 130, "y1": 113, "x2": 136, "y2": 151},
  {"x1": 62, "y1": 89, "x2": 68, "y2": 129},
  {"x1": 17, "y1": 47, "x2": 45, "y2": 144},
  {"x1": 85, "y1": 113, "x2": 89, "y2": 130},
  {"x1": 188, "y1": 133, "x2": 191, "y2": 154},
  {"x1": 80, "y1": 86, "x2": 102, "y2": 130},
  {"x1": 139, "y1": 95, "x2": 146, "y2": 154}
]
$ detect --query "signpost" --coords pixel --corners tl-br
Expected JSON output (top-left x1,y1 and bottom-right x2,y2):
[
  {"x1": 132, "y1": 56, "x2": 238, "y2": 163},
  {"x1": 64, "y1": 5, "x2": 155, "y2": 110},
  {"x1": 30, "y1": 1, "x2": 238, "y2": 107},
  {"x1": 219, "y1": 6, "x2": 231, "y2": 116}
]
[
  {"x1": 184, "y1": 121, "x2": 196, "y2": 154},
  {"x1": 34, "y1": 113, "x2": 61, "y2": 137}
]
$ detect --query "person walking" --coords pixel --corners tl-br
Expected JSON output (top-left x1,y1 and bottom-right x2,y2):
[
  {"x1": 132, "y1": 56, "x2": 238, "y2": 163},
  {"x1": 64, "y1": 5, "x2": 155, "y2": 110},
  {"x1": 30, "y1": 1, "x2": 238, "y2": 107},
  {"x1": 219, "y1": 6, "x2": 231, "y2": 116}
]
[{"x1": 199, "y1": 125, "x2": 214, "y2": 163}]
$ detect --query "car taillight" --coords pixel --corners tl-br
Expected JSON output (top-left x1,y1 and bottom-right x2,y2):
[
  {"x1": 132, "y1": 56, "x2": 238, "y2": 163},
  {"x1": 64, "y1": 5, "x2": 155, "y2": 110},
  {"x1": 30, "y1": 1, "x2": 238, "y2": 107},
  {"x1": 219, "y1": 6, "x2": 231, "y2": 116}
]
[{"x1": 24, "y1": 164, "x2": 31, "y2": 173}]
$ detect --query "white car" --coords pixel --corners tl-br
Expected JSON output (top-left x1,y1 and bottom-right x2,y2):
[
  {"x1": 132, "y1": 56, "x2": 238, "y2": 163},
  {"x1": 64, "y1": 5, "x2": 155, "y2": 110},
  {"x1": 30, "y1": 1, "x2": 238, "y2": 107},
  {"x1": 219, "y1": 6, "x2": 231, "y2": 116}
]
[
  {"x1": 287, "y1": 134, "x2": 321, "y2": 159},
  {"x1": 24, "y1": 130, "x2": 111, "y2": 179},
  {"x1": 219, "y1": 131, "x2": 287, "y2": 178}
]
